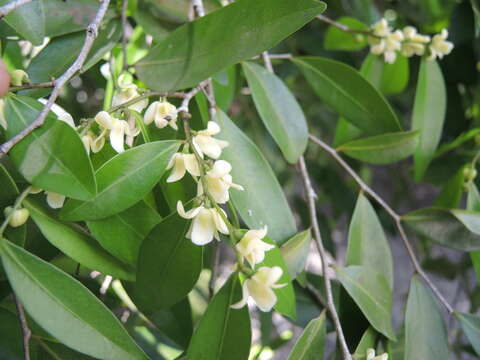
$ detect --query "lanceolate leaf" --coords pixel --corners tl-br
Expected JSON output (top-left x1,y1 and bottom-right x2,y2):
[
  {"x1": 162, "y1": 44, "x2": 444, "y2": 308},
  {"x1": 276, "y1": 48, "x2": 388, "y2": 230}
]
[
  {"x1": 186, "y1": 275, "x2": 251, "y2": 360},
  {"x1": 4, "y1": 95, "x2": 97, "y2": 201},
  {"x1": 412, "y1": 59, "x2": 447, "y2": 181},
  {"x1": 24, "y1": 198, "x2": 134, "y2": 281},
  {"x1": 280, "y1": 229, "x2": 311, "y2": 280},
  {"x1": 216, "y1": 110, "x2": 297, "y2": 244},
  {"x1": 293, "y1": 57, "x2": 401, "y2": 135},
  {"x1": 324, "y1": 17, "x2": 368, "y2": 51},
  {"x1": 360, "y1": 54, "x2": 410, "y2": 95},
  {"x1": 455, "y1": 312, "x2": 480, "y2": 356},
  {"x1": 354, "y1": 327, "x2": 377, "y2": 358},
  {"x1": 242, "y1": 61, "x2": 308, "y2": 163},
  {"x1": 0, "y1": 240, "x2": 148, "y2": 360},
  {"x1": 338, "y1": 131, "x2": 419, "y2": 165},
  {"x1": 135, "y1": 213, "x2": 203, "y2": 312},
  {"x1": 60, "y1": 141, "x2": 179, "y2": 221},
  {"x1": 287, "y1": 310, "x2": 326, "y2": 360},
  {"x1": 135, "y1": 0, "x2": 326, "y2": 91},
  {"x1": 405, "y1": 276, "x2": 450, "y2": 360},
  {"x1": 335, "y1": 265, "x2": 396, "y2": 340}
]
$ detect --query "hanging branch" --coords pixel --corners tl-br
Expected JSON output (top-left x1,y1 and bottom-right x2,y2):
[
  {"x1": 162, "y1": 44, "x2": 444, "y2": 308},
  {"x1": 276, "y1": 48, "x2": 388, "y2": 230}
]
[
  {"x1": 316, "y1": 14, "x2": 374, "y2": 36},
  {"x1": 0, "y1": 0, "x2": 33, "y2": 19},
  {"x1": 0, "y1": 0, "x2": 112, "y2": 157}
]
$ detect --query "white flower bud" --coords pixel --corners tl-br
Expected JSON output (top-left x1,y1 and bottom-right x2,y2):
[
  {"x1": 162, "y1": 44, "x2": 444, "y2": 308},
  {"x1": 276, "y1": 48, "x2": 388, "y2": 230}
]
[
  {"x1": 198, "y1": 160, "x2": 243, "y2": 204},
  {"x1": 10, "y1": 69, "x2": 29, "y2": 86},
  {"x1": 144, "y1": 100, "x2": 178, "y2": 130},
  {"x1": 428, "y1": 29, "x2": 454, "y2": 61},
  {"x1": 0, "y1": 99, "x2": 6, "y2": 130},
  {"x1": 4, "y1": 207, "x2": 29, "y2": 227},
  {"x1": 192, "y1": 122, "x2": 229, "y2": 159},
  {"x1": 166, "y1": 152, "x2": 201, "y2": 182},
  {"x1": 235, "y1": 226, "x2": 273, "y2": 267}
]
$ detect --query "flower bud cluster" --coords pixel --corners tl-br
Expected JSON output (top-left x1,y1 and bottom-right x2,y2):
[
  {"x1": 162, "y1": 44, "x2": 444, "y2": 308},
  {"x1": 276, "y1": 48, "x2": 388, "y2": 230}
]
[{"x1": 368, "y1": 18, "x2": 453, "y2": 64}]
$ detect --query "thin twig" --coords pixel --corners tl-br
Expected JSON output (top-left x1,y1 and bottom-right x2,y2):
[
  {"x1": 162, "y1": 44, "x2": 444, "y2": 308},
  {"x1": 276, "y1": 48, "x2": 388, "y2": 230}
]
[
  {"x1": 298, "y1": 156, "x2": 352, "y2": 360},
  {"x1": 309, "y1": 134, "x2": 454, "y2": 314},
  {"x1": 14, "y1": 295, "x2": 31, "y2": 360},
  {"x1": 316, "y1": 14, "x2": 374, "y2": 36},
  {"x1": 121, "y1": 0, "x2": 129, "y2": 72},
  {"x1": 0, "y1": 0, "x2": 111, "y2": 157},
  {"x1": 178, "y1": 85, "x2": 203, "y2": 115},
  {"x1": 0, "y1": 0, "x2": 33, "y2": 19},
  {"x1": 9, "y1": 81, "x2": 55, "y2": 92},
  {"x1": 261, "y1": 52, "x2": 274, "y2": 73}
]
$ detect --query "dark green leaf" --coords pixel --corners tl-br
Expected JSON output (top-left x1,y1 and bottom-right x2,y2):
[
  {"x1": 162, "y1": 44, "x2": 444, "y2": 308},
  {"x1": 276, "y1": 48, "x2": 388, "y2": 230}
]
[
  {"x1": 280, "y1": 229, "x2": 311, "y2": 280},
  {"x1": 0, "y1": 308, "x2": 24, "y2": 359},
  {"x1": 0, "y1": 240, "x2": 148, "y2": 359},
  {"x1": 4, "y1": 95, "x2": 96, "y2": 201},
  {"x1": 60, "y1": 141, "x2": 179, "y2": 221},
  {"x1": 412, "y1": 59, "x2": 447, "y2": 181},
  {"x1": 135, "y1": 0, "x2": 326, "y2": 91},
  {"x1": 0, "y1": 0, "x2": 44, "y2": 45},
  {"x1": 455, "y1": 312, "x2": 480, "y2": 356},
  {"x1": 186, "y1": 275, "x2": 251, "y2": 360},
  {"x1": 135, "y1": 213, "x2": 203, "y2": 312},
  {"x1": 294, "y1": 57, "x2": 401, "y2": 135},
  {"x1": 405, "y1": 276, "x2": 450, "y2": 360},
  {"x1": 242, "y1": 61, "x2": 308, "y2": 163},
  {"x1": 287, "y1": 310, "x2": 326, "y2": 360},
  {"x1": 324, "y1": 17, "x2": 368, "y2": 51}
]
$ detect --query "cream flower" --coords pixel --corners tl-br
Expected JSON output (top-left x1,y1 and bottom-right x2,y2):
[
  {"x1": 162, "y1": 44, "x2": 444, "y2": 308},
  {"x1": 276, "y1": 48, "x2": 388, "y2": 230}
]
[
  {"x1": 112, "y1": 76, "x2": 148, "y2": 113},
  {"x1": 372, "y1": 18, "x2": 391, "y2": 37},
  {"x1": 428, "y1": 29, "x2": 454, "y2": 60},
  {"x1": 0, "y1": 99, "x2": 6, "y2": 130},
  {"x1": 144, "y1": 100, "x2": 178, "y2": 130},
  {"x1": 4, "y1": 207, "x2": 29, "y2": 227},
  {"x1": 29, "y1": 187, "x2": 66, "y2": 209},
  {"x1": 166, "y1": 152, "x2": 201, "y2": 183},
  {"x1": 58, "y1": 112, "x2": 76, "y2": 128},
  {"x1": 235, "y1": 226, "x2": 273, "y2": 267},
  {"x1": 177, "y1": 201, "x2": 229, "y2": 245},
  {"x1": 198, "y1": 160, "x2": 243, "y2": 204},
  {"x1": 192, "y1": 121, "x2": 229, "y2": 159},
  {"x1": 401, "y1": 26, "x2": 430, "y2": 57},
  {"x1": 366, "y1": 348, "x2": 388, "y2": 360},
  {"x1": 383, "y1": 30, "x2": 404, "y2": 64},
  {"x1": 94, "y1": 111, "x2": 133, "y2": 153},
  {"x1": 231, "y1": 266, "x2": 286, "y2": 312}
]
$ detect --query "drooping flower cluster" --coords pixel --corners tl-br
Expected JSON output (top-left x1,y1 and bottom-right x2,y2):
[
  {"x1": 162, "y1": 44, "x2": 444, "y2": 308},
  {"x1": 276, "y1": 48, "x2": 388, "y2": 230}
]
[{"x1": 368, "y1": 18, "x2": 453, "y2": 64}]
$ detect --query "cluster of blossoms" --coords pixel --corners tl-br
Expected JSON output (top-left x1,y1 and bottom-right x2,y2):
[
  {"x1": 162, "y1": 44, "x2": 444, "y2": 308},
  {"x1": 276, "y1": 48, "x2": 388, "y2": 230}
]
[
  {"x1": 368, "y1": 18, "x2": 454, "y2": 64},
  {"x1": 367, "y1": 349, "x2": 388, "y2": 360}
]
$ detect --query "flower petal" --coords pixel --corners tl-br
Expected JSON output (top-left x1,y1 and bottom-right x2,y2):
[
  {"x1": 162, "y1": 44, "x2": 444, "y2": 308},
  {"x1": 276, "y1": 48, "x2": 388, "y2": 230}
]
[
  {"x1": 177, "y1": 201, "x2": 203, "y2": 219},
  {"x1": 94, "y1": 111, "x2": 113, "y2": 129},
  {"x1": 46, "y1": 192, "x2": 66, "y2": 209},
  {"x1": 109, "y1": 120, "x2": 126, "y2": 153},
  {"x1": 183, "y1": 154, "x2": 201, "y2": 177},
  {"x1": 143, "y1": 102, "x2": 157, "y2": 125},
  {"x1": 230, "y1": 280, "x2": 250, "y2": 309},
  {"x1": 189, "y1": 208, "x2": 216, "y2": 245},
  {"x1": 167, "y1": 154, "x2": 187, "y2": 183}
]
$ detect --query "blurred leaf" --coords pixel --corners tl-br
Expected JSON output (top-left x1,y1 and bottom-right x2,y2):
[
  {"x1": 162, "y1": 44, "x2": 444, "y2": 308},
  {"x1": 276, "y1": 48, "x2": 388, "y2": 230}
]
[
  {"x1": 0, "y1": 0, "x2": 44, "y2": 45},
  {"x1": 412, "y1": 59, "x2": 447, "y2": 181},
  {"x1": 0, "y1": 240, "x2": 148, "y2": 360},
  {"x1": 186, "y1": 275, "x2": 251, "y2": 360},
  {"x1": 336, "y1": 265, "x2": 396, "y2": 340},
  {"x1": 294, "y1": 57, "x2": 401, "y2": 135},
  {"x1": 324, "y1": 17, "x2": 368, "y2": 51},
  {"x1": 0, "y1": 308, "x2": 24, "y2": 359},
  {"x1": 213, "y1": 66, "x2": 237, "y2": 112},
  {"x1": 435, "y1": 128, "x2": 480, "y2": 158},
  {"x1": 353, "y1": 327, "x2": 377, "y2": 359},
  {"x1": 280, "y1": 229, "x2": 311, "y2": 280},
  {"x1": 405, "y1": 276, "x2": 450, "y2": 360},
  {"x1": 434, "y1": 167, "x2": 465, "y2": 208},
  {"x1": 346, "y1": 193, "x2": 394, "y2": 289},
  {"x1": 455, "y1": 312, "x2": 480, "y2": 356},
  {"x1": 216, "y1": 110, "x2": 297, "y2": 244},
  {"x1": 242, "y1": 62, "x2": 308, "y2": 163},
  {"x1": 338, "y1": 131, "x2": 419, "y2": 165},
  {"x1": 60, "y1": 141, "x2": 179, "y2": 221},
  {"x1": 135, "y1": 0, "x2": 326, "y2": 91},
  {"x1": 378, "y1": 55, "x2": 410, "y2": 95},
  {"x1": 4, "y1": 95, "x2": 96, "y2": 201},
  {"x1": 287, "y1": 310, "x2": 326, "y2": 360},
  {"x1": 135, "y1": 213, "x2": 203, "y2": 312}
]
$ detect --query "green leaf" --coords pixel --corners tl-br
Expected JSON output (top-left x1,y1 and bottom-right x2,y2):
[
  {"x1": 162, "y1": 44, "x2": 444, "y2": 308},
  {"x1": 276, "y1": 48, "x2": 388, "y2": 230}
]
[
  {"x1": 324, "y1": 17, "x2": 368, "y2": 51},
  {"x1": 4, "y1": 95, "x2": 96, "y2": 201},
  {"x1": 60, "y1": 141, "x2": 179, "y2": 221},
  {"x1": 242, "y1": 62, "x2": 308, "y2": 163},
  {"x1": 338, "y1": 131, "x2": 419, "y2": 165},
  {"x1": 293, "y1": 57, "x2": 401, "y2": 135},
  {"x1": 0, "y1": 240, "x2": 148, "y2": 360},
  {"x1": 24, "y1": 198, "x2": 134, "y2": 280},
  {"x1": 216, "y1": 110, "x2": 297, "y2": 244},
  {"x1": 353, "y1": 327, "x2": 377, "y2": 359},
  {"x1": 467, "y1": 185, "x2": 480, "y2": 281},
  {"x1": 0, "y1": 0, "x2": 45, "y2": 45},
  {"x1": 135, "y1": 0, "x2": 326, "y2": 91},
  {"x1": 280, "y1": 229, "x2": 311, "y2": 280},
  {"x1": 186, "y1": 275, "x2": 251, "y2": 360},
  {"x1": 346, "y1": 193, "x2": 394, "y2": 289},
  {"x1": 335, "y1": 265, "x2": 396, "y2": 340},
  {"x1": 402, "y1": 207, "x2": 480, "y2": 251},
  {"x1": 287, "y1": 310, "x2": 326, "y2": 360},
  {"x1": 405, "y1": 276, "x2": 450, "y2": 360},
  {"x1": 87, "y1": 201, "x2": 161, "y2": 266},
  {"x1": 0, "y1": 308, "x2": 24, "y2": 359},
  {"x1": 135, "y1": 213, "x2": 203, "y2": 312},
  {"x1": 434, "y1": 167, "x2": 465, "y2": 208},
  {"x1": 455, "y1": 312, "x2": 480, "y2": 356},
  {"x1": 435, "y1": 128, "x2": 480, "y2": 158},
  {"x1": 411, "y1": 59, "x2": 447, "y2": 181},
  {"x1": 380, "y1": 55, "x2": 410, "y2": 95}
]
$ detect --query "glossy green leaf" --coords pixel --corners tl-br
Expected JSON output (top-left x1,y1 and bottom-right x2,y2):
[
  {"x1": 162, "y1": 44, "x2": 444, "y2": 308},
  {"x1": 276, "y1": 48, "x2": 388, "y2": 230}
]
[
  {"x1": 360, "y1": 54, "x2": 410, "y2": 95},
  {"x1": 186, "y1": 275, "x2": 251, "y2": 360},
  {"x1": 335, "y1": 265, "x2": 396, "y2": 340},
  {"x1": 402, "y1": 207, "x2": 480, "y2": 251},
  {"x1": 216, "y1": 110, "x2": 296, "y2": 244},
  {"x1": 324, "y1": 17, "x2": 368, "y2": 51},
  {"x1": 405, "y1": 276, "x2": 449, "y2": 360},
  {"x1": 24, "y1": 198, "x2": 134, "y2": 280},
  {"x1": 287, "y1": 310, "x2": 326, "y2": 360},
  {"x1": 135, "y1": 213, "x2": 203, "y2": 312},
  {"x1": 0, "y1": 240, "x2": 148, "y2": 360},
  {"x1": 280, "y1": 229, "x2": 311, "y2": 280},
  {"x1": 4, "y1": 95, "x2": 96, "y2": 201},
  {"x1": 87, "y1": 201, "x2": 161, "y2": 266},
  {"x1": 242, "y1": 62, "x2": 308, "y2": 163},
  {"x1": 338, "y1": 131, "x2": 419, "y2": 165},
  {"x1": 455, "y1": 312, "x2": 480, "y2": 356},
  {"x1": 135, "y1": 0, "x2": 326, "y2": 91},
  {"x1": 0, "y1": 0, "x2": 44, "y2": 45},
  {"x1": 412, "y1": 59, "x2": 447, "y2": 181},
  {"x1": 346, "y1": 193, "x2": 394, "y2": 288},
  {"x1": 60, "y1": 141, "x2": 179, "y2": 221},
  {"x1": 294, "y1": 57, "x2": 401, "y2": 135}
]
